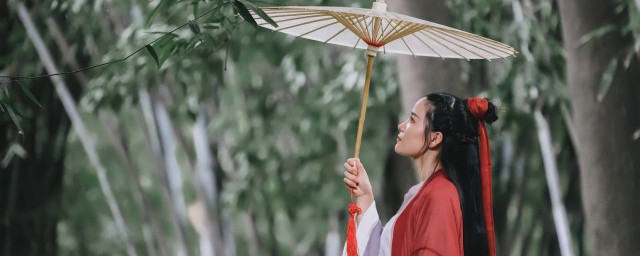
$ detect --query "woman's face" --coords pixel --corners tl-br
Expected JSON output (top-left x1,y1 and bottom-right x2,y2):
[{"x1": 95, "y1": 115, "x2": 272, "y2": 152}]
[{"x1": 395, "y1": 97, "x2": 431, "y2": 157}]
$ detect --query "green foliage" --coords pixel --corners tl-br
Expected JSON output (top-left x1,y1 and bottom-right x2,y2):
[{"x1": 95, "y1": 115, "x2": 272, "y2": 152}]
[
  {"x1": 233, "y1": 0, "x2": 258, "y2": 27},
  {"x1": 145, "y1": 45, "x2": 161, "y2": 68},
  {"x1": 7, "y1": 0, "x2": 635, "y2": 254},
  {"x1": 0, "y1": 0, "x2": 397, "y2": 254}
]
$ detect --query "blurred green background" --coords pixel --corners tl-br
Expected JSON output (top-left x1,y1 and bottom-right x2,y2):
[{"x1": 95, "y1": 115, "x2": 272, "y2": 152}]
[{"x1": 1, "y1": 0, "x2": 639, "y2": 255}]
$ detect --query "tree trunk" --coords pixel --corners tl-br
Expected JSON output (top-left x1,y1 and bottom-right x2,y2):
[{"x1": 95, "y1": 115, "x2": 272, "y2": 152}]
[
  {"x1": 382, "y1": 0, "x2": 468, "y2": 217},
  {"x1": 557, "y1": 1, "x2": 640, "y2": 255},
  {"x1": 0, "y1": 3, "x2": 76, "y2": 256}
]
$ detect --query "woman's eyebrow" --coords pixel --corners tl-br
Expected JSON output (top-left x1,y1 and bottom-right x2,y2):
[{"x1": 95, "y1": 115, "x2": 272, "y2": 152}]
[{"x1": 411, "y1": 112, "x2": 419, "y2": 119}]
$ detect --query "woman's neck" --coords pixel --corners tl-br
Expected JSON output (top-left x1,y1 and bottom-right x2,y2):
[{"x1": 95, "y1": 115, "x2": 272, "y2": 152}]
[{"x1": 413, "y1": 151, "x2": 440, "y2": 182}]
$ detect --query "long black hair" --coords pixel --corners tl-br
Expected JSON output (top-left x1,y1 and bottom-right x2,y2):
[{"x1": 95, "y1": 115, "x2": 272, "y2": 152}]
[{"x1": 423, "y1": 93, "x2": 498, "y2": 256}]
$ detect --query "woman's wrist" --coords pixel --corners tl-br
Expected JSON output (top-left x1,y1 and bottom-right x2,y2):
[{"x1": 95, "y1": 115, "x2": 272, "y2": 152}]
[{"x1": 356, "y1": 194, "x2": 374, "y2": 223}]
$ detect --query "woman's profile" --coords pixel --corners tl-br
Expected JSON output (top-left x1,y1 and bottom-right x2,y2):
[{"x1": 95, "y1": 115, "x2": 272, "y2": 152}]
[{"x1": 342, "y1": 93, "x2": 498, "y2": 256}]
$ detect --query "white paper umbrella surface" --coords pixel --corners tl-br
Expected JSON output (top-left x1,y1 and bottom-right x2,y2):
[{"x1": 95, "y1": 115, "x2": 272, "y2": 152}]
[{"x1": 250, "y1": 5, "x2": 517, "y2": 60}]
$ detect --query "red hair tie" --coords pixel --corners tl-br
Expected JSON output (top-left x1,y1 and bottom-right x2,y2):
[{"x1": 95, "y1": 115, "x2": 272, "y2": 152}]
[{"x1": 467, "y1": 98, "x2": 495, "y2": 256}]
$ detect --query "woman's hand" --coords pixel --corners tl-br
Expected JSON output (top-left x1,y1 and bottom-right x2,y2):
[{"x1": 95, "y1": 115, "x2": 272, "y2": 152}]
[{"x1": 343, "y1": 158, "x2": 374, "y2": 214}]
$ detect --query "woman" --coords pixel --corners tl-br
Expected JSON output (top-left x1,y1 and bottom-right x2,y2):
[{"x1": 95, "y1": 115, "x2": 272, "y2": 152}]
[{"x1": 342, "y1": 93, "x2": 498, "y2": 256}]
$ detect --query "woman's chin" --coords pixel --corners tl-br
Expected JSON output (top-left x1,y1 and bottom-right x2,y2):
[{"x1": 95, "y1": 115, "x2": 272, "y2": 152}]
[{"x1": 393, "y1": 144, "x2": 404, "y2": 155}]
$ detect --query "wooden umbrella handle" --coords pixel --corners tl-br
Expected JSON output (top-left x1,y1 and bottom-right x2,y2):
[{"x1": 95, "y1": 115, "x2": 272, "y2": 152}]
[{"x1": 353, "y1": 54, "x2": 376, "y2": 160}]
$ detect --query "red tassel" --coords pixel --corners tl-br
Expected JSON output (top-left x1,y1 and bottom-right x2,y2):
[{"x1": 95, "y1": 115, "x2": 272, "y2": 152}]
[{"x1": 346, "y1": 200, "x2": 361, "y2": 256}]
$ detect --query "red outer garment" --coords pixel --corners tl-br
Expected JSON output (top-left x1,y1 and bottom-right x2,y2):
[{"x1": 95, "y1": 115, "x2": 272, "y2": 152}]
[{"x1": 391, "y1": 171, "x2": 464, "y2": 256}]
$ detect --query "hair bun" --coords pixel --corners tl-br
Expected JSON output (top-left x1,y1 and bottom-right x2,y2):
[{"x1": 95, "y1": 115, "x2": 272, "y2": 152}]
[{"x1": 483, "y1": 101, "x2": 498, "y2": 124}]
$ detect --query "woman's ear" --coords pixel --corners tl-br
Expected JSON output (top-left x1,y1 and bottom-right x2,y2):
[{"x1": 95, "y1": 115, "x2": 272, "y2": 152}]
[{"x1": 429, "y1": 131, "x2": 444, "y2": 148}]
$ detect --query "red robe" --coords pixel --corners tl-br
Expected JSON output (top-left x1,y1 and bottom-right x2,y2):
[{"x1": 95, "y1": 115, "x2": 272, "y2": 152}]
[{"x1": 391, "y1": 170, "x2": 463, "y2": 256}]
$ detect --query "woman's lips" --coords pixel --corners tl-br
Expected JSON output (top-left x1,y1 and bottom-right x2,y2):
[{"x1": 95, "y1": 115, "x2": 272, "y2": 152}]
[{"x1": 397, "y1": 136, "x2": 402, "y2": 141}]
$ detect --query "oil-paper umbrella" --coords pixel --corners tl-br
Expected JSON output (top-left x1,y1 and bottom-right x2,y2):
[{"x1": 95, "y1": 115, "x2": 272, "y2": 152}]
[{"x1": 248, "y1": 1, "x2": 516, "y2": 255}]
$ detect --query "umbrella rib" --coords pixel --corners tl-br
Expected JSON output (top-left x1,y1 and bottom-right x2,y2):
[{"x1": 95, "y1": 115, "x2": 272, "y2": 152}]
[
  {"x1": 372, "y1": 17, "x2": 382, "y2": 45},
  {"x1": 332, "y1": 12, "x2": 366, "y2": 40},
  {"x1": 362, "y1": 16, "x2": 376, "y2": 44},
  {"x1": 297, "y1": 19, "x2": 340, "y2": 37},
  {"x1": 362, "y1": 16, "x2": 372, "y2": 41},
  {"x1": 384, "y1": 23, "x2": 425, "y2": 44},
  {"x1": 258, "y1": 13, "x2": 330, "y2": 26},
  {"x1": 419, "y1": 29, "x2": 469, "y2": 61},
  {"x1": 323, "y1": 15, "x2": 367, "y2": 44},
  {"x1": 433, "y1": 28, "x2": 506, "y2": 59},
  {"x1": 378, "y1": 19, "x2": 405, "y2": 44},
  {"x1": 400, "y1": 37, "x2": 416, "y2": 56},
  {"x1": 411, "y1": 33, "x2": 444, "y2": 59},
  {"x1": 353, "y1": 38, "x2": 361, "y2": 49},
  {"x1": 463, "y1": 30, "x2": 516, "y2": 51},
  {"x1": 376, "y1": 18, "x2": 394, "y2": 45},
  {"x1": 449, "y1": 28, "x2": 516, "y2": 53},
  {"x1": 259, "y1": 11, "x2": 325, "y2": 19},
  {"x1": 261, "y1": 8, "x2": 321, "y2": 13},
  {"x1": 324, "y1": 26, "x2": 348, "y2": 44},
  {"x1": 432, "y1": 27, "x2": 515, "y2": 57},
  {"x1": 350, "y1": 14, "x2": 369, "y2": 40},
  {"x1": 274, "y1": 17, "x2": 335, "y2": 32},
  {"x1": 381, "y1": 20, "x2": 408, "y2": 44},
  {"x1": 425, "y1": 29, "x2": 488, "y2": 59},
  {"x1": 395, "y1": 22, "x2": 420, "y2": 38},
  {"x1": 449, "y1": 28, "x2": 515, "y2": 52}
]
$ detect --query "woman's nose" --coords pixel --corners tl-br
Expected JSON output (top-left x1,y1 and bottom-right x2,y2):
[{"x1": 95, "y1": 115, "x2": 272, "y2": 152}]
[{"x1": 398, "y1": 122, "x2": 404, "y2": 132}]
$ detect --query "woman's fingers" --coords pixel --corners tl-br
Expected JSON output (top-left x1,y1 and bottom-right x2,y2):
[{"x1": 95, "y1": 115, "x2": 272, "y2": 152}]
[
  {"x1": 343, "y1": 162, "x2": 357, "y2": 175},
  {"x1": 355, "y1": 159, "x2": 364, "y2": 172},
  {"x1": 343, "y1": 177, "x2": 358, "y2": 188},
  {"x1": 343, "y1": 171, "x2": 358, "y2": 184}
]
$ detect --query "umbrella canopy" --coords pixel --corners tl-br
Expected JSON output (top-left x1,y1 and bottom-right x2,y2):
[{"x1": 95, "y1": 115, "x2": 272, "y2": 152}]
[{"x1": 250, "y1": 3, "x2": 516, "y2": 60}]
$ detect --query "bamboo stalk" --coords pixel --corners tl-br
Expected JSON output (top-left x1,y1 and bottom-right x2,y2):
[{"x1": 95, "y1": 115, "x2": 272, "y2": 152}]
[
  {"x1": 534, "y1": 110, "x2": 574, "y2": 256},
  {"x1": 192, "y1": 111, "x2": 227, "y2": 256},
  {"x1": 14, "y1": 2, "x2": 138, "y2": 256},
  {"x1": 44, "y1": 15, "x2": 168, "y2": 256},
  {"x1": 154, "y1": 99, "x2": 194, "y2": 256},
  {"x1": 100, "y1": 113, "x2": 171, "y2": 256},
  {"x1": 138, "y1": 88, "x2": 192, "y2": 256}
]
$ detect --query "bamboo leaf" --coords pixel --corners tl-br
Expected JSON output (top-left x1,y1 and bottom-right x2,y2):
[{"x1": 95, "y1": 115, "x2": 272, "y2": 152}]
[
  {"x1": 145, "y1": 45, "x2": 161, "y2": 69},
  {"x1": 188, "y1": 20, "x2": 203, "y2": 42},
  {"x1": 192, "y1": 0, "x2": 199, "y2": 18},
  {"x1": 597, "y1": 58, "x2": 618, "y2": 102},
  {"x1": 146, "y1": 0, "x2": 176, "y2": 26},
  {"x1": 1, "y1": 102, "x2": 23, "y2": 135},
  {"x1": 233, "y1": 0, "x2": 258, "y2": 27},
  {"x1": 18, "y1": 82, "x2": 42, "y2": 108},
  {"x1": 256, "y1": 8, "x2": 278, "y2": 27},
  {"x1": 237, "y1": 0, "x2": 277, "y2": 27},
  {"x1": 578, "y1": 24, "x2": 617, "y2": 47},
  {"x1": 201, "y1": 23, "x2": 220, "y2": 29},
  {"x1": 188, "y1": 20, "x2": 201, "y2": 35}
]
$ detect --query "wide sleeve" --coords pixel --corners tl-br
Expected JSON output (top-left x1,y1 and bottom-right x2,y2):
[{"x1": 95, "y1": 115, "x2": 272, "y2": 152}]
[
  {"x1": 342, "y1": 201, "x2": 383, "y2": 256},
  {"x1": 411, "y1": 184, "x2": 463, "y2": 256}
]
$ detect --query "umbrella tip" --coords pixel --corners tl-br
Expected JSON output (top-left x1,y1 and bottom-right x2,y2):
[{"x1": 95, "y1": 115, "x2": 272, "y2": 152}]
[{"x1": 372, "y1": 1, "x2": 387, "y2": 11}]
